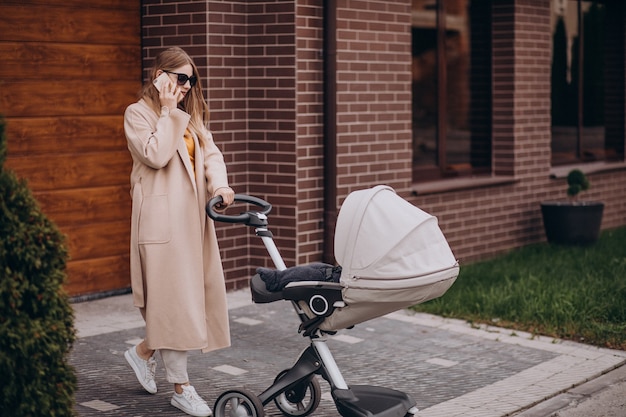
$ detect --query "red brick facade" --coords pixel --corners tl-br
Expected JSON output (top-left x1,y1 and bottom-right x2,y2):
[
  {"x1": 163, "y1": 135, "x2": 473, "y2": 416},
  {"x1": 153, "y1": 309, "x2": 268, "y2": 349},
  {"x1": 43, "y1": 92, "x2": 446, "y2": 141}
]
[{"x1": 141, "y1": 0, "x2": 626, "y2": 290}]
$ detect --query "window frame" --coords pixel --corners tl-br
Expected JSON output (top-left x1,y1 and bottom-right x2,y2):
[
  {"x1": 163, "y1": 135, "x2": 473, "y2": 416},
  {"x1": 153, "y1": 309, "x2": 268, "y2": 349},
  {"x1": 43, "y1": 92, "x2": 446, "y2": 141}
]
[{"x1": 411, "y1": 0, "x2": 492, "y2": 182}]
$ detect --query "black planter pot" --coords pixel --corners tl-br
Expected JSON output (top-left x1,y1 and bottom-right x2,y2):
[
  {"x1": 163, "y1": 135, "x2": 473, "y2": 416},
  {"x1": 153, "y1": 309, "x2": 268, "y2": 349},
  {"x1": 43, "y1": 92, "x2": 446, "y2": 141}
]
[{"x1": 540, "y1": 201, "x2": 604, "y2": 245}]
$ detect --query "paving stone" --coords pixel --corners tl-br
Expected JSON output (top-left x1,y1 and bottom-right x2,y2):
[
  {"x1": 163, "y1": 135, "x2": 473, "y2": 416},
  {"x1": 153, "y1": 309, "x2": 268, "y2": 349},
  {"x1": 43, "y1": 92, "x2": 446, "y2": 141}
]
[{"x1": 71, "y1": 299, "x2": 561, "y2": 416}]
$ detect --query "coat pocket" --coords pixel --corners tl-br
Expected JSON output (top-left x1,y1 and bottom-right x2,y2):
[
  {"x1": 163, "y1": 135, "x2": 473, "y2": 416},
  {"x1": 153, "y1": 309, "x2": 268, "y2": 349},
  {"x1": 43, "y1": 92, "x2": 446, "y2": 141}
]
[{"x1": 138, "y1": 194, "x2": 171, "y2": 244}]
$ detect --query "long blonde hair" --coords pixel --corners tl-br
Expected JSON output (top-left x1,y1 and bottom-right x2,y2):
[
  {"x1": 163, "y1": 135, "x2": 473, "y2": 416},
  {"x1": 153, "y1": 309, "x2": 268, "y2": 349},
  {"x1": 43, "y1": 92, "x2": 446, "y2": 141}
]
[{"x1": 140, "y1": 47, "x2": 210, "y2": 146}]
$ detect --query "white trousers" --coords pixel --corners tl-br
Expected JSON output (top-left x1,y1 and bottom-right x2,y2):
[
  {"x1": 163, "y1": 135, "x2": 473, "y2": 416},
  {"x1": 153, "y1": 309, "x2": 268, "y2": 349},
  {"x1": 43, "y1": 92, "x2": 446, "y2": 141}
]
[{"x1": 159, "y1": 349, "x2": 189, "y2": 384}]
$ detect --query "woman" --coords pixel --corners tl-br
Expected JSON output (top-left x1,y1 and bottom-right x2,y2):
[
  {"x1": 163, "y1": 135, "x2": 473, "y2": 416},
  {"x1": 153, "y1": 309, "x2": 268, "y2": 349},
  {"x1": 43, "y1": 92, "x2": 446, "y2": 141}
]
[{"x1": 123, "y1": 47, "x2": 234, "y2": 417}]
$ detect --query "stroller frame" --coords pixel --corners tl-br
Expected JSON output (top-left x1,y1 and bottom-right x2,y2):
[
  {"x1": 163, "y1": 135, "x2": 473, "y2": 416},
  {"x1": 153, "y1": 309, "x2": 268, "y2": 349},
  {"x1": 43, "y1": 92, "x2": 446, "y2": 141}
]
[{"x1": 208, "y1": 195, "x2": 419, "y2": 417}]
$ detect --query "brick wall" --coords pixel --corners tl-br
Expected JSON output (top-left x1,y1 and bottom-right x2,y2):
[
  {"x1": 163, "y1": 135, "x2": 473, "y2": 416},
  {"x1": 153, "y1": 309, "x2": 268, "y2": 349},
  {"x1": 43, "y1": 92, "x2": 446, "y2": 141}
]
[
  {"x1": 139, "y1": 0, "x2": 626, "y2": 290},
  {"x1": 329, "y1": 0, "x2": 559, "y2": 263},
  {"x1": 141, "y1": 1, "x2": 319, "y2": 288},
  {"x1": 409, "y1": 0, "x2": 626, "y2": 265},
  {"x1": 334, "y1": 0, "x2": 414, "y2": 202},
  {"x1": 409, "y1": 0, "x2": 558, "y2": 262},
  {"x1": 295, "y1": 2, "x2": 325, "y2": 264}
]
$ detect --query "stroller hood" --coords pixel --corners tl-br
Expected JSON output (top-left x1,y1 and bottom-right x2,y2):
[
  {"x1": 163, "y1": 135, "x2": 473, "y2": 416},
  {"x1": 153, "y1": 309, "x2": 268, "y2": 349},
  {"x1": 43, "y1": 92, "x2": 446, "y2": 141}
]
[
  {"x1": 316, "y1": 185, "x2": 459, "y2": 331},
  {"x1": 335, "y1": 185, "x2": 458, "y2": 285}
]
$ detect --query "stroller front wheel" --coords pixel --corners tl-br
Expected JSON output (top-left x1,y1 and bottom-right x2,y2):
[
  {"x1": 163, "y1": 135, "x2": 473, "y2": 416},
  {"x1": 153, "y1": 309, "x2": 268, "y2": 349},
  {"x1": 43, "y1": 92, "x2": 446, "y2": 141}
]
[
  {"x1": 214, "y1": 388, "x2": 265, "y2": 417},
  {"x1": 273, "y1": 369, "x2": 321, "y2": 417}
]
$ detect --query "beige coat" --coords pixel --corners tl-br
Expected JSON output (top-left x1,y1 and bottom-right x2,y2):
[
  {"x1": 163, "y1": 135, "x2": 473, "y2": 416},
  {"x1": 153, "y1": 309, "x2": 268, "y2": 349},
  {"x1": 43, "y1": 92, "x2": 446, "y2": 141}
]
[{"x1": 124, "y1": 99, "x2": 230, "y2": 353}]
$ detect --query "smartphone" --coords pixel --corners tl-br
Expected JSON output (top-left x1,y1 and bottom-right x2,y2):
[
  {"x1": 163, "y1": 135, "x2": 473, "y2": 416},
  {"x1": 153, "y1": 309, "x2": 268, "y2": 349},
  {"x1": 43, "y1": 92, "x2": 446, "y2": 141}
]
[{"x1": 152, "y1": 73, "x2": 170, "y2": 92}]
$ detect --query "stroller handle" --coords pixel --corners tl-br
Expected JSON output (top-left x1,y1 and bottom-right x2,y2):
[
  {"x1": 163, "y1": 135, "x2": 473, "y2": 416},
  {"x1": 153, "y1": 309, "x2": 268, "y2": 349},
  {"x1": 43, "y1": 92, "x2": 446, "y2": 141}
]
[{"x1": 206, "y1": 194, "x2": 272, "y2": 225}]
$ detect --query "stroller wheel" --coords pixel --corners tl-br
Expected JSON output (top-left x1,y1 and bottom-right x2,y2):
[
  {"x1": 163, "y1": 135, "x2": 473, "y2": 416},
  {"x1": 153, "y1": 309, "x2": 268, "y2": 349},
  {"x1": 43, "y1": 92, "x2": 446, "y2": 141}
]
[
  {"x1": 214, "y1": 388, "x2": 265, "y2": 417},
  {"x1": 273, "y1": 369, "x2": 321, "y2": 417}
]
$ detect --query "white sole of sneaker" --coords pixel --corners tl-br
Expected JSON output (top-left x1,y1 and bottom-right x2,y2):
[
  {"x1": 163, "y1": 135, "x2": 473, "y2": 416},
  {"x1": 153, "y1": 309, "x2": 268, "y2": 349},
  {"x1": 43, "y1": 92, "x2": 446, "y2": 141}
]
[
  {"x1": 124, "y1": 349, "x2": 157, "y2": 394},
  {"x1": 171, "y1": 397, "x2": 213, "y2": 417}
]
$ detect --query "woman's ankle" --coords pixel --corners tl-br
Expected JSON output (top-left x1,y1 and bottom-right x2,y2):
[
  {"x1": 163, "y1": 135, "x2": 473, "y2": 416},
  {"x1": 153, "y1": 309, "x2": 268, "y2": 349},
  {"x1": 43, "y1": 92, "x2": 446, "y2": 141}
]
[
  {"x1": 136, "y1": 342, "x2": 155, "y2": 360},
  {"x1": 174, "y1": 382, "x2": 190, "y2": 394}
]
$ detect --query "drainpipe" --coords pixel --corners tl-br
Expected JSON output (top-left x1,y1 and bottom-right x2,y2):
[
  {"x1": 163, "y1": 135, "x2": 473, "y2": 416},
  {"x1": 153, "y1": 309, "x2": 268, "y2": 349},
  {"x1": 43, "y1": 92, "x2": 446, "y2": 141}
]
[{"x1": 323, "y1": 0, "x2": 338, "y2": 265}]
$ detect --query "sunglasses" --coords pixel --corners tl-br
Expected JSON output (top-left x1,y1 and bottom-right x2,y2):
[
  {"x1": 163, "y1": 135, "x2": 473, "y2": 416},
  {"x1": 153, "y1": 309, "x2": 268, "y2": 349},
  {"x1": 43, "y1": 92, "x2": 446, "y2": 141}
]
[{"x1": 164, "y1": 70, "x2": 197, "y2": 87}]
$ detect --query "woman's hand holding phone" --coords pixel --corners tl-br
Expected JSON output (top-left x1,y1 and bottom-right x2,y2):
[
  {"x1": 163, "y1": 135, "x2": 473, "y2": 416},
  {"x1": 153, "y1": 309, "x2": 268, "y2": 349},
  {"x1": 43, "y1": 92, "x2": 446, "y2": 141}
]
[
  {"x1": 153, "y1": 73, "x2": 170, "y2": 93},
  {"x1": 153, "y1": 73, "x2": 182, "y2": 110}
]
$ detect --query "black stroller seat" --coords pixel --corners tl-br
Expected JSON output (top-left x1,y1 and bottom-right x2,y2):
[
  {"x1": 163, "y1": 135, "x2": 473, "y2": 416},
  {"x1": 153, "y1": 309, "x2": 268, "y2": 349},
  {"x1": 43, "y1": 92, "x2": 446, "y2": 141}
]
[
  {"x1": 251, "y1": 269, "x2": 344, "y2": 309},
  {"x1": 249, "y1": 273, "x2": 283, "y2": 303},
  {"x1": 251, "y1": 264, "x2": 346, "y2": 336}
]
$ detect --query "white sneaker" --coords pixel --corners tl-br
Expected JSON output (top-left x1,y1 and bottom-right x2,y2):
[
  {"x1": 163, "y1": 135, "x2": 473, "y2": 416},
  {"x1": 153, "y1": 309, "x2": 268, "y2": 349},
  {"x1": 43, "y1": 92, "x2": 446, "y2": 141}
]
[
  {"x1": 124, "y1": 345, "x2": 157, "y2": 394},
  {"x1": 171, "y1": 385, "x2": 212, "y2": 417}
]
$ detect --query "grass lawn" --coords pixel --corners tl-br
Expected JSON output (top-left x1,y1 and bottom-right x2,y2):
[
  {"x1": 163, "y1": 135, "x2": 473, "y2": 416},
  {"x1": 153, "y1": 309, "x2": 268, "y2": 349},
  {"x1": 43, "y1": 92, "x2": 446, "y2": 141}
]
[{"x1": 412, "y1": 227, "x2": 626, "y2": 350}]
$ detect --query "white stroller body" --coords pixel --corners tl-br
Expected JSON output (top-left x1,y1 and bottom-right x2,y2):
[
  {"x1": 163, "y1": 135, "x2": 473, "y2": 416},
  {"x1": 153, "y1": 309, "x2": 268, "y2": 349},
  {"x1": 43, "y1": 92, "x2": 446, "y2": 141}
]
[
  {"x1": 320, "y1": 185, "x2": 458, "y2": 331},
  {"x1": 207, "y1": 185, "x2": 459, "y2": 417}
]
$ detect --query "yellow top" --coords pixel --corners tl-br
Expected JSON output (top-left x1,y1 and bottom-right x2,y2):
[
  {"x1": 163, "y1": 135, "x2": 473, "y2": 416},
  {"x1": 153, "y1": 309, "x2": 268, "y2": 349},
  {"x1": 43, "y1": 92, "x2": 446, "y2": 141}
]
[{"x1": 183, "y1": 128, "x2": 195, "y2": 175}]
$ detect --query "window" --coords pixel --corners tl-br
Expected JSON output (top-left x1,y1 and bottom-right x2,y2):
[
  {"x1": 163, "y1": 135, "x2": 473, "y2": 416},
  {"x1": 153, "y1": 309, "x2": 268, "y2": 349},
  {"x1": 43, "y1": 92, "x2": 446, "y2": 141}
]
[
  {"x1": 411, "y1": 0, "x2": 492, "y2": 181},
  {"x1": 551, "y1": 0, "x2": 622, "y2": 164}
]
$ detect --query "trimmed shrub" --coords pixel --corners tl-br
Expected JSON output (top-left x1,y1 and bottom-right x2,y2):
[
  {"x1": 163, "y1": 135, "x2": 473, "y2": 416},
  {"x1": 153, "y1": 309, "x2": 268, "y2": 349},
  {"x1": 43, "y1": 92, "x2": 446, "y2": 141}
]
[
  {"x1": 0, "y1": 116, "x2": 77, "y2": 416},
  {"x1": 566, "y1": 169, "x2": 590, "y2": 199}
]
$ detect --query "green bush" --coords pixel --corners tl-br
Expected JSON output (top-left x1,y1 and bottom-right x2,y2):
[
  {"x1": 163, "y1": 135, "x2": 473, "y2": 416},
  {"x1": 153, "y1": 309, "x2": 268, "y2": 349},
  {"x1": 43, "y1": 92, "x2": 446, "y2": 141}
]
[
  {"x1": 566, "y1": 169, "x2": 590, "y2": 198},
  {"x1": 0, "y1": 116, "x2": 77, "y2": 416}
]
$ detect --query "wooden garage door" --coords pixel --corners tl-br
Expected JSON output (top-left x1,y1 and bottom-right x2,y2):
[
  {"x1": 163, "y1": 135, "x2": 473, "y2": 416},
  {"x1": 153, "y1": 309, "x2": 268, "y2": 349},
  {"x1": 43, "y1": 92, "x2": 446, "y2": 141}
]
[{"x1": 0, "y1": 0, "x2": 141, "y2": 297}]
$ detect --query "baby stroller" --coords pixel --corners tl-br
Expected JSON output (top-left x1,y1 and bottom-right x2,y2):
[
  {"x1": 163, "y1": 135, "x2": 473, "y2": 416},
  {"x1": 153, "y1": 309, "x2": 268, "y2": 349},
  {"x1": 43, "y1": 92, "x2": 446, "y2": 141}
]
[{"x1": 207, "y1": 185, "x2": 459, "y2": 417}]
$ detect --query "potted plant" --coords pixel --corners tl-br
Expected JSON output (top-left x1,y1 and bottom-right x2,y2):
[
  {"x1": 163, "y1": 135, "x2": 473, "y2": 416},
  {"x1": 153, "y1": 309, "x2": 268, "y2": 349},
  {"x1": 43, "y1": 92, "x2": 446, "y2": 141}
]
[{"x1": 540, "y1": 169, "x2": 604, "y2": 245}]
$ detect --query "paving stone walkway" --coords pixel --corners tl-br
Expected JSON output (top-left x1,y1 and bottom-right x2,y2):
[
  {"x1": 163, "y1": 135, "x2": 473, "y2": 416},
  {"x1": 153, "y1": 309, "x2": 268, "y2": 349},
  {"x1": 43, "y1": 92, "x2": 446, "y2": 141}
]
[{"x1": 70, "y1": 291, "x2": 626, "y2": 417}]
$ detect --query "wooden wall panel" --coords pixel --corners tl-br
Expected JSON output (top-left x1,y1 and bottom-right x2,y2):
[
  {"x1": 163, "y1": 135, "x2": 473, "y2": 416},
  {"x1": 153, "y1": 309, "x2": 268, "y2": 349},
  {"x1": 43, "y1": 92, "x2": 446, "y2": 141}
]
[
  {"x1": 33, "y1": 186, "x2": 131, "y2": 226},
  {"x1": 3, "y1": 0, "x2": 135, "y2": 10},
  {"x1": 5, "y1": 116, "x2": 127, "y2": 155},
  {"x1": 65, "y1": 256, "x2": 130, "y2": 297},
  {"x1": 5, "y1": 151, "x2": 131, "y2": 191},
  {"x1": 1, "y1": 0, "x2": 141, "y2": 297},
  {"x1": 0, "y1": 43, "x2": 139, "y2": 81},
  {"x1": 62, "y1": 221, "x2": 130, "y2": 262},
  {"x1": 0, "y1": 82, "x2": 137, "y2": 117},
  {"x1": 0, "y1": 5, "x2": 137, "y2": 44}
]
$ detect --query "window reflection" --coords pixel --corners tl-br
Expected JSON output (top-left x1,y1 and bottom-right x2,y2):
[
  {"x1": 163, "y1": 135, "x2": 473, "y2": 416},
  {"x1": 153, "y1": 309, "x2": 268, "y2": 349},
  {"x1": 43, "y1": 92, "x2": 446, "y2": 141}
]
[
  {"x1": 551, "y1": 0, "x2": 607, "y2": 164},
  {"x1": 412, "y1": 0, "x2": 491, "y2": 181}
]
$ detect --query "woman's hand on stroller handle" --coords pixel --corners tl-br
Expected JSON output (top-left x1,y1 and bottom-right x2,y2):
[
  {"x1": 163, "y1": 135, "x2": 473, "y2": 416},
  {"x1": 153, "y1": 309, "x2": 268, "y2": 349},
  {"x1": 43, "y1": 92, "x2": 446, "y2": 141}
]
[{"x1": 206, "y1": 194, "x2": 272, "y2": 225}]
